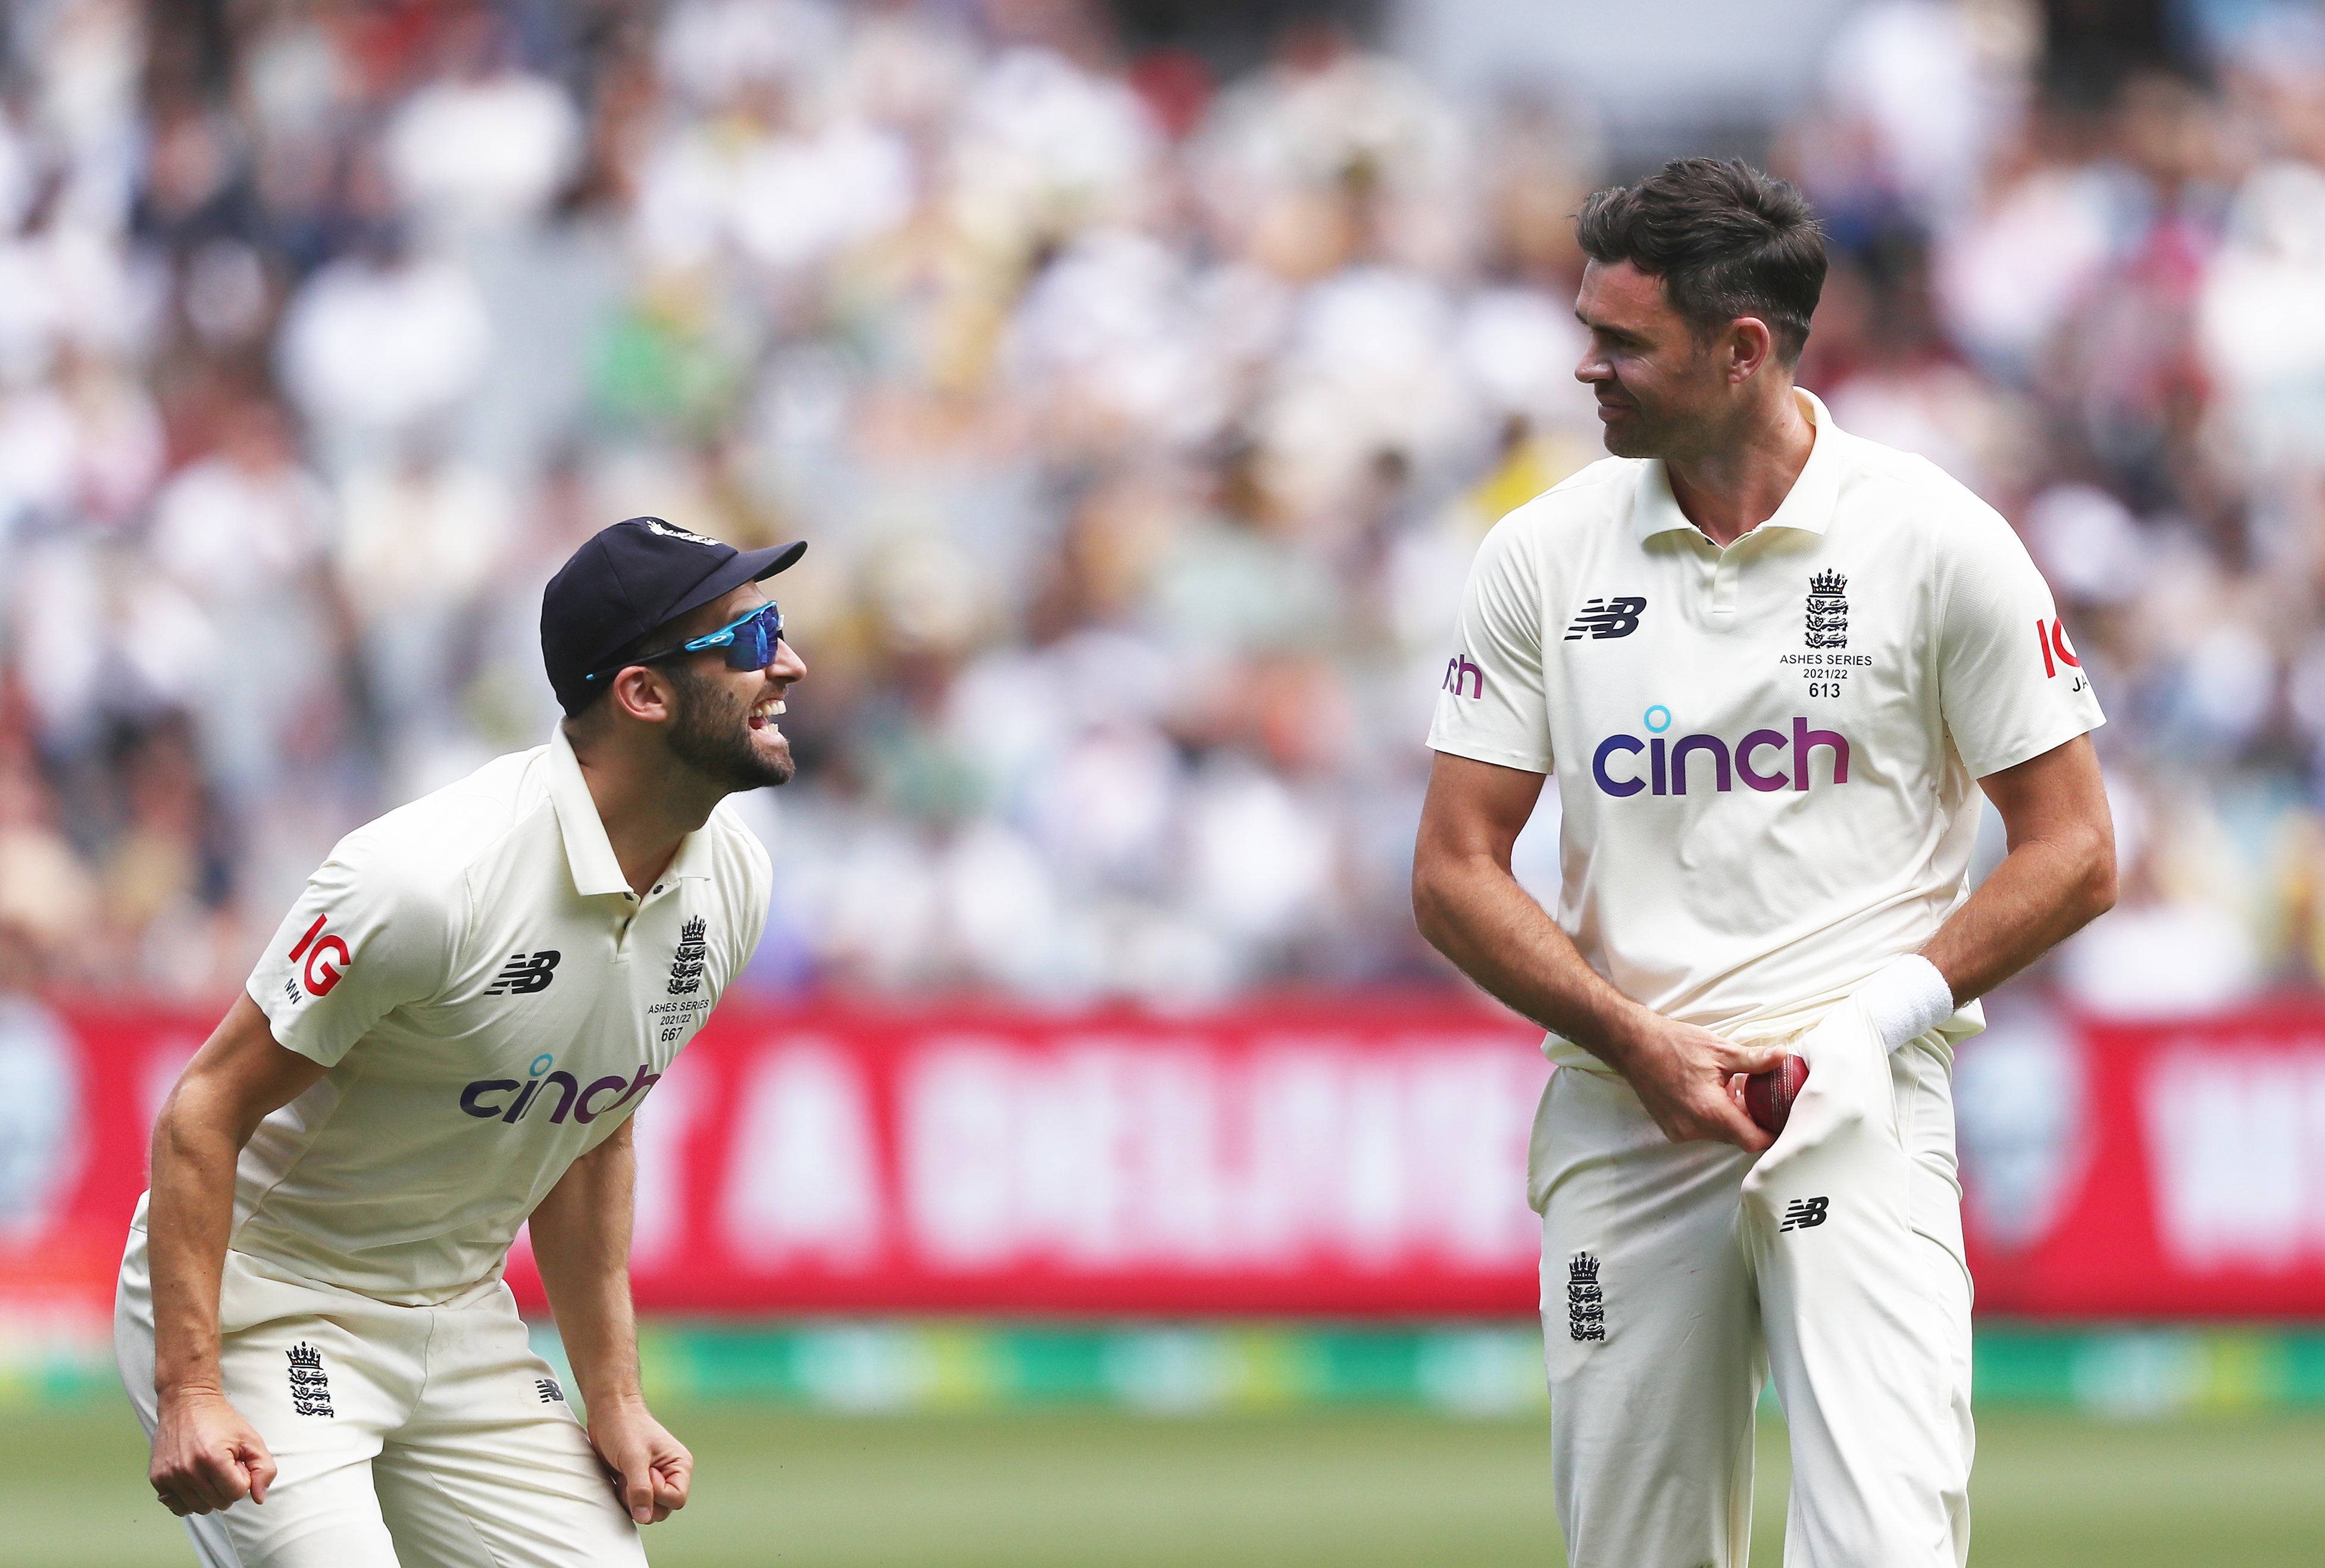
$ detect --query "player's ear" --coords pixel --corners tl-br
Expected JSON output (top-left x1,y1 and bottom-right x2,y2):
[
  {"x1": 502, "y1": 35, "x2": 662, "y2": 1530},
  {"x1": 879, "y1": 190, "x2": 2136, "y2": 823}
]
[
  {"x1": 610, "y1": 666, "x2": 676, "y2": 724},
  {"x1": 1727, "y1": 316, "x2": 1775, "y2": 383}
]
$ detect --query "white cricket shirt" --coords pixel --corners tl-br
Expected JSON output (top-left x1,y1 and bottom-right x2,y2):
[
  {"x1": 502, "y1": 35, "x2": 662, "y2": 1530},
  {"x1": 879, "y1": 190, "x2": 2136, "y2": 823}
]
[
  {"x1": 1427, "y1": 391, "x2": 2103, "y2": 1069},
  {"x1": 137, "y1": 728, "x2": 771, "y2": 1304}
]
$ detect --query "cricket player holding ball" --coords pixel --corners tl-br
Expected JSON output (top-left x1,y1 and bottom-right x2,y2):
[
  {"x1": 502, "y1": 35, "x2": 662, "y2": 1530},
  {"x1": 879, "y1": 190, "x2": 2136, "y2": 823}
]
[
  {"x1": 119, "y1": 518, "x2": 805, "y2": 1566},
  {"x1": 1412, "y1": 159, "x2": 2115, "y2": 1567}
]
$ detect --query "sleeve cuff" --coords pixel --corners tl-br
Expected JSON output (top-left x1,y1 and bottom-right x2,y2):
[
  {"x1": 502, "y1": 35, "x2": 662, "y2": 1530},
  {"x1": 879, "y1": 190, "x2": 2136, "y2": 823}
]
[
  {"x1": 244, "y1": 974, "x2": 342, "y2": 1067},
  {"x1": 1423, "y1": 736, "x2": 1554, "y2": 774},
  {"x1": 1962, "y1": 712, "x2": 2104, "y2": 780}
]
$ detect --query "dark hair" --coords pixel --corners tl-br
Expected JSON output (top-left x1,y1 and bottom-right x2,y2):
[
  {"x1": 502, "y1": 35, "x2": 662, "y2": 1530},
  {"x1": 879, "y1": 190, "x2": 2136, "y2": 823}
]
[
  {"x1": 558, "y1": 612, "x2": 692, "y2": 720},
  {"x1": 1574, "y1": 158, "x2": 1826, "y2": 364}
]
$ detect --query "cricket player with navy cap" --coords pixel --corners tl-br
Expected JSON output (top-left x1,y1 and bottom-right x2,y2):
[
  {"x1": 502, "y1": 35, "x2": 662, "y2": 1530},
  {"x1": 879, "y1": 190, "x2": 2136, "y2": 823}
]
[{"x1": 118, "y1": 517, "x2": 805, "y2": 1566}]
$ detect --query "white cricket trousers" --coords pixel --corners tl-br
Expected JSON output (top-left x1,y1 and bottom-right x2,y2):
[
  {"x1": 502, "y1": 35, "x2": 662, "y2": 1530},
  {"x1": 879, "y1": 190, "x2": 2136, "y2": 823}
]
[
  {"x1": 116, "y1": 1226, "x2": 646, "y2": 1568},
  {"x1": 1535, "y1": 1013, "x2": 1974, "y2": 1568}
]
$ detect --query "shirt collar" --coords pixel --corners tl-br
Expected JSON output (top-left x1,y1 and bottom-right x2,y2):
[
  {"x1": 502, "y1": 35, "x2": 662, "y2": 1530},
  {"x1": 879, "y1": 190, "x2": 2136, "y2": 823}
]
[
  {"x1": 545, "y1": 726, "x2": 722, "y2": 898},
  {"x1": 546, "y1": 726, "x2": 632, "y2": 898},
  {"x1": 1629, "y1": 388, "x2": 1842, "y2": 545},
  {"x1": 664, "y1": 815, "x2": 721, "y2": 881}
]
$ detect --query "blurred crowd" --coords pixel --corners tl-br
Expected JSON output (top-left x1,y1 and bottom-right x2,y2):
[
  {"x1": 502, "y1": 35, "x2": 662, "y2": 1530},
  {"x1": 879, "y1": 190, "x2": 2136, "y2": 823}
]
[{"x1": 1, "y1": 0, "x2": 2323, "y2": 1015}]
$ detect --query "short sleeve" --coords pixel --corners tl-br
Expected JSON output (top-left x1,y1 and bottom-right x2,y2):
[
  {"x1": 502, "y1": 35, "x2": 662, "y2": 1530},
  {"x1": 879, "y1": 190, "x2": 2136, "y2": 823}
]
[
  {"x1": 1426, "y1": 517, "x2": 1555, "y2": 773},
  {"x1": 734, "y1": 830, "x2": 772, "y2": 980},
  {"x1": 1935, "y1": 506, "x2": 2106, "y2": 777},
  {"x1": 246, "y1": 839, "x2": 456, "y2": 1067}
]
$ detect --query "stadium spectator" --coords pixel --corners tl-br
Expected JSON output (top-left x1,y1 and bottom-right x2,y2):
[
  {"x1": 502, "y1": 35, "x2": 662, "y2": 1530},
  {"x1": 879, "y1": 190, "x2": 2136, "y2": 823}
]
[{"x1": 0, "y1": 0, "x2": 2320, "y2": 1011}]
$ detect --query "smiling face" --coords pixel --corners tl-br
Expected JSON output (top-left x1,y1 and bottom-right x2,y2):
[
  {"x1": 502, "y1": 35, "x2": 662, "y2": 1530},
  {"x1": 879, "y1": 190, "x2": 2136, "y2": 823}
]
[
  {"x1": 654, "y1": 582, "x2": 806, "y2": 791},
  {"x1": 1573, "y1": 259, "x2": 1737, "y2": 461}
]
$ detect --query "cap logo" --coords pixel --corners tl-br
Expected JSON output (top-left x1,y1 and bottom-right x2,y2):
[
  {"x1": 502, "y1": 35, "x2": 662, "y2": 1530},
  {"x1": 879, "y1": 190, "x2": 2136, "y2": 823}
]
[{"x1": 641, "y1": 518, "x2": 722, "y2": 549}]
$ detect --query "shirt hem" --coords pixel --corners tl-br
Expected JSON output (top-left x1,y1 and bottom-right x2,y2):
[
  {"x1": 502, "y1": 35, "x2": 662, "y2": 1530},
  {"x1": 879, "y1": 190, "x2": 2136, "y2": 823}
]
[{"x1": 223, "y1": 1238, "x2": 513, "y2": 1311}]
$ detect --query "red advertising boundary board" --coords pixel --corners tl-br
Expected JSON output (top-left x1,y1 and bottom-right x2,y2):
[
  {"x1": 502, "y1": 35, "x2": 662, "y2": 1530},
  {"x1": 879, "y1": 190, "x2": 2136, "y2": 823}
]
[
  {"x1": 518, "y1": 997, "x2": 1550, "y2": 1315},
  {"x1": 14, "y1": 997, "x2": 2325, "y2": 1320},
  {"x1": 1963, "y1": 1004, "x2": 2325, "y2": 1317},
  {"x1": 12, "y1": 997, "x2": 1550, "y2": 1320}
]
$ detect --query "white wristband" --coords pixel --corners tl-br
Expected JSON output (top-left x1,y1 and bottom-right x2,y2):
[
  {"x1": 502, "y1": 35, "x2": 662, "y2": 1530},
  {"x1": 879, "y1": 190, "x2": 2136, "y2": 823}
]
[{"x1": 1855, "y1": 955, "x2": 1955, "y2": 1053}]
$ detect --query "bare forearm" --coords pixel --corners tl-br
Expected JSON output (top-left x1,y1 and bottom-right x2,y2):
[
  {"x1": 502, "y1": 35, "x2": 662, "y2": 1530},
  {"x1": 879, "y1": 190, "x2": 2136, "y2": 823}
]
[
  {"x1": 542, "y1": 1136, "x2": 695, "y2": 1528},
  {"x1": 1414, "y1": 851, "x2": 1649, "y2": 1064},
  {"x1": 1410, "y1": 752, "x2": 1777, "y2": 1150},
  {"x1": 146, "y1": 1091, "x2": 248, "y2": 1399},
  {"x1": 1923, "y1": 831, "x2": 2115, "y2": 1005},
  {"x1": 530, "y1": 1136, "x2": 642, "y2": 1410}
]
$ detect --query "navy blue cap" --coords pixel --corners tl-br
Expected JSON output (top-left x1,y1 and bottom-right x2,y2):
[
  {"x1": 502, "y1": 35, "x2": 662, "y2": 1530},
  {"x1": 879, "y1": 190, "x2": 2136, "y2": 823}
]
[{"x1": 542, "y1": 517, "x2": 805, "y2": 714}]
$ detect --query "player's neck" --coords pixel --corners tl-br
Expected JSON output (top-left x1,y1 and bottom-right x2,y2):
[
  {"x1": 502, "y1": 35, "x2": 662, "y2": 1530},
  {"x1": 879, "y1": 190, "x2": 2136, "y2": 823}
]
[
  {"x1": 573, "y1": 748, "x2": 721, "y2": 897},
  {"x1": 1662, "y1": 385, "x2": 1815, "y2": 549}
]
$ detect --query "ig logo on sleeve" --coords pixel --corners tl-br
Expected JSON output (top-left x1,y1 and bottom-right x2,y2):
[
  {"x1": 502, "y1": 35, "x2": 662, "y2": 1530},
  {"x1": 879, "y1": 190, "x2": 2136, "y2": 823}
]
[{"x1": 287, "y1": 914, "x2": 351, "y2": 997}]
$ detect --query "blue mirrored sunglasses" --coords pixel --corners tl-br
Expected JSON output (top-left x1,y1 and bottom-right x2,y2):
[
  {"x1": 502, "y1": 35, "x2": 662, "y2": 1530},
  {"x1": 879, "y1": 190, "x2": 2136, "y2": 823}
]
[{"x1": 585, "y1": 600, "x2": 783, "y2": 685}]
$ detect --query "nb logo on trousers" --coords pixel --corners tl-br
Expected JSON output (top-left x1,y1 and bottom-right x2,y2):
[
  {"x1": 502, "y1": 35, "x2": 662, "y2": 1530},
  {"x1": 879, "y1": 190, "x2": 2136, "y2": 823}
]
[{"x1": 1780, "y1": 1197, "x2": 1830, "y2": 1232}]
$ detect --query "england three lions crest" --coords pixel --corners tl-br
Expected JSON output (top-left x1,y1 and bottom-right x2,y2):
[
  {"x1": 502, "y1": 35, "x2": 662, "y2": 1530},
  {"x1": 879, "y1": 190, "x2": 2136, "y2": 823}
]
[
  {"x1": 1567, "y1": 1252, "x2": 1605, "y2": 1342},
  {"x1": 286, "y1": 1341, "x2": 336, "y2": 1417},
  {"x1": 1805, "y1": 570, "x2": 1849, "y2": 649},
  {"x1": 668, "y1": 917, "x2": 708, "y2": 995}
]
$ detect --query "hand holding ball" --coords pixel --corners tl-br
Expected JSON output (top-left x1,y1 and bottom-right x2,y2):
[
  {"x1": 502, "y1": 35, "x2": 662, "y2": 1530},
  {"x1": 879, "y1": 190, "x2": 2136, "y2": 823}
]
[{"x1": 1744, "y1": 1054, "x2": 1810, "y2": 1136}]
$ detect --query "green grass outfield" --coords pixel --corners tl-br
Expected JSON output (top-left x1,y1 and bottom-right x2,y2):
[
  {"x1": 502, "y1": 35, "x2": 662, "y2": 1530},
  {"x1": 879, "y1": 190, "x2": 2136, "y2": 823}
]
[{"x1": 32, "y1": 1404, "x2": 2325, "y2": 1567}]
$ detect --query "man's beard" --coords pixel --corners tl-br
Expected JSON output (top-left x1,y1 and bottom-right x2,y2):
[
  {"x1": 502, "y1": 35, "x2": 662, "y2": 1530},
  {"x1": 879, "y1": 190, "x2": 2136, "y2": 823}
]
[
  {"x1": 1598, "y1": 392, "x2": 1681, "y2": 459},
  {"x1": 665, "y1": 663, "x2": 795, "y2": 789},
  {"x1": 1600, "y1": 418, "x2": 1657, "y2": 458},
  {"x1": 1599, "y1": 352, "x2": 1718, "y2": 459}
]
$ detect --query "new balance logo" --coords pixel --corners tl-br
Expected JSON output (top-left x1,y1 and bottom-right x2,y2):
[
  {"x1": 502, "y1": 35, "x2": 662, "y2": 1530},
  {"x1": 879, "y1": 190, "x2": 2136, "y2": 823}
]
[
  {"x1": 535, "y1": 1376, "x2": 565, "y2": 1404},
  {"x1": 1564, "y1": 596, "x2": 1646, "y2": 641},
  {"x1": 487, "y1": 950, "x2": 561, "y2": 996},
  {"x1": 287, "y1": 1341, "x2": 335, "y2": 1417},
  {"x1": 1567, "y1": 1251, "x2": 1606, "y2": 1342},
  {"x1": 1780, "y1": 1197, "x2": 1830, "y2": 1233}
]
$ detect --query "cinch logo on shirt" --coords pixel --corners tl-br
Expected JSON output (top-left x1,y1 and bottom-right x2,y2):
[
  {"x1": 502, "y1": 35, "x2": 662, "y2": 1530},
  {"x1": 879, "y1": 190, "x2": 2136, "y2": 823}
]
[
  {"x1": 1440, "y1": 655, "x2": 1483, "y2": 698},
  {"x1": 1592, "y1": 716, "x2": 1851, "y2": 797},
  {"x1": 458, "y1": 1053, "x2": 662, "y2": 1125}
]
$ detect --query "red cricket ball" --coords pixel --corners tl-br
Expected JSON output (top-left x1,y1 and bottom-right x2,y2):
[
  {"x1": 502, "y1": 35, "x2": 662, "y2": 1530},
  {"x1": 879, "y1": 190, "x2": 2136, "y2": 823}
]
[{"x1": 1745, "y1": 1054, "x2": 1810, "y2": 1136}]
